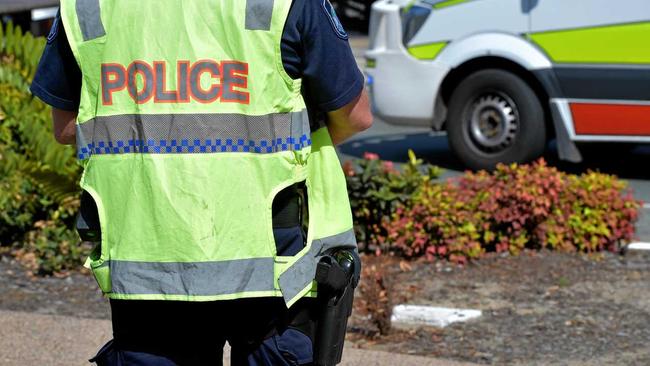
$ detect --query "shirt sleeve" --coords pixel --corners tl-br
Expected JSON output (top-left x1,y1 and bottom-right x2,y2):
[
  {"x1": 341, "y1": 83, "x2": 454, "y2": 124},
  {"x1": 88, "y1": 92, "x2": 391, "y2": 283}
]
[
  {"x1": 30, "y1": 13, "x2": 82, "y2": 111},
  {"x1": 281, "y1": 0, "x2": 365, "y2": 112}
]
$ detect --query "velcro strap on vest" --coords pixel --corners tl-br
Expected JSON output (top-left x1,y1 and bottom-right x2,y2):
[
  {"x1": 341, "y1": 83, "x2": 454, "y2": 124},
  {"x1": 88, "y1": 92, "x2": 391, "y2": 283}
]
[
  {"x1": 246, "y1": 0, "x2": 275, "y2": 31},
  {"x1": 76, "y1": 0, "x2": 106, "y2": 41}
]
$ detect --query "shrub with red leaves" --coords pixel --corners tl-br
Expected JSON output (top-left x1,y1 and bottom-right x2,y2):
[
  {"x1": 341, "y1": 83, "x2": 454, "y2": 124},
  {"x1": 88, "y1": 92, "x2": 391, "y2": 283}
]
[
  {"x1": 345, "y1": 150, "x2": 441, "y2": 253},
  {"x1": 379, "y1": 159, "x2": 640, "y2": 263}
]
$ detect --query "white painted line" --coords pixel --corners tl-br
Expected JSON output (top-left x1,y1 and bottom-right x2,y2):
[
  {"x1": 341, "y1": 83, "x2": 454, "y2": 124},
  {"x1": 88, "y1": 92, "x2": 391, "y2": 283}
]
[
  {"x1": 391, "y1": 305, "x2": 482, "y2": 328},
  {"x1": 627, "y1": 242, "x2": 650, "y2": 251}
]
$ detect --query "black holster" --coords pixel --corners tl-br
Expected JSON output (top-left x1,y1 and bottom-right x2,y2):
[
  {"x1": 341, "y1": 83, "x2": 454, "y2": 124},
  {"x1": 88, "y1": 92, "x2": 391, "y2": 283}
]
[{"x1": 313, "y1": 251, "x2": 357, "y2": 366}]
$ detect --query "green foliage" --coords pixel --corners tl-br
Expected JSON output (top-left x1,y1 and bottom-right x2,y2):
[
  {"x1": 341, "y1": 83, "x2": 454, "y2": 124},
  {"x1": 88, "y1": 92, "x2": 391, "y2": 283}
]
[
  {"x1": 381, "y1": 159, "x2": 640, "y2": 263},
  {"x1": 344, "y1": 150, "x2": 441, "y2": 252},
  {"x1": 13, "y1": 197, "x2": 90, "y2": 275},
  {"x1": 0, "y1": 22, "x2": 85, "y2": 275},
  {"x1": 0, "y1": 175, "x2": 48, "y2": 242}
]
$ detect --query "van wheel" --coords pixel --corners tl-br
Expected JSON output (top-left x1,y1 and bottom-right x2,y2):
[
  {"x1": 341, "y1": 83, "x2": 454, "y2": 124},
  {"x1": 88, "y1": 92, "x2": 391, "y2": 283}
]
[{"x1": 446, "y1": 69, "x2": 546, "y2": 171}]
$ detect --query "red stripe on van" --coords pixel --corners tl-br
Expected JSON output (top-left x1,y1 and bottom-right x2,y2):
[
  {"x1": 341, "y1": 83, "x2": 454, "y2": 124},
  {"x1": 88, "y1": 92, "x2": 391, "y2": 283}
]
[{"x1": 571, "y1": 103, "x2": 650, "y2": 135}]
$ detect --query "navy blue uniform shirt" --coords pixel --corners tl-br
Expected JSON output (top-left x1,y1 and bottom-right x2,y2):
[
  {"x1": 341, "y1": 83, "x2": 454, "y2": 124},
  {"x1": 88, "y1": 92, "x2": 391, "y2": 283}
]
[{"x1": 31, "y1": 0, "x2": 364, "y2": 114}]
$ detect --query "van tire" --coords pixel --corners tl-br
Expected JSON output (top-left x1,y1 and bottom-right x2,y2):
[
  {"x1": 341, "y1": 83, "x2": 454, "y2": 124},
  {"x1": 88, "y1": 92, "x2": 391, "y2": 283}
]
[{"x1": 446, "y1": 69, "x2": 546, "y2": 171}]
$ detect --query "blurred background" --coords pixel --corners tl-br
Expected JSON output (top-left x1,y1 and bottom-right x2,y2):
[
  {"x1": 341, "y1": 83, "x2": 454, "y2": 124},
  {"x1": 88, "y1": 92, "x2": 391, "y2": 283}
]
[
  {"x1": 0, "y1": 1, "x2": 649, "y2": 365},
  {"x1": 0, "y1": 1, "x2": 58, "y2": 37}
]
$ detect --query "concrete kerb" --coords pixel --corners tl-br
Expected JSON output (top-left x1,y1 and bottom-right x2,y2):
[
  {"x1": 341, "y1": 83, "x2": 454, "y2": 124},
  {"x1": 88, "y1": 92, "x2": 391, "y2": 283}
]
[
  {"x1": 624, "y1": 242, "x2": 650, "y2": 269},
  {"x1": 0, "y1": 310, "x2": 477, "y2": 366},
  {"x1": 392, "y1": 305, "x2": 482, "y2": 329}
]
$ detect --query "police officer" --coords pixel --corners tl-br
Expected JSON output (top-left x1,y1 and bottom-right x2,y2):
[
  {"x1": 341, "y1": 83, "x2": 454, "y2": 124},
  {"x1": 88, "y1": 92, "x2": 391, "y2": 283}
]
[{"x1": 31, "y1": 0, "x2": 371, "y2": 364}]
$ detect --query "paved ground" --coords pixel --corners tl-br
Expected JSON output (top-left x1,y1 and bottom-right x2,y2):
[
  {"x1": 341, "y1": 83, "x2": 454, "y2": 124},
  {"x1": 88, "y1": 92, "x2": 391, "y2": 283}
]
[
  {"x1": 0, "y1": 310, "x2": 476, "y2": 366},
  {"x1": 344, "y1": 35, "x2": 650, "y2": 242}
]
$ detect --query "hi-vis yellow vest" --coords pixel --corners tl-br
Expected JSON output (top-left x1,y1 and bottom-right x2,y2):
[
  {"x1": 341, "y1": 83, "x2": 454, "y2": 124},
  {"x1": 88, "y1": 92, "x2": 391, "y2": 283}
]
[{"x1": 59, "y1": 0, "x2": 356, "y2": 307}]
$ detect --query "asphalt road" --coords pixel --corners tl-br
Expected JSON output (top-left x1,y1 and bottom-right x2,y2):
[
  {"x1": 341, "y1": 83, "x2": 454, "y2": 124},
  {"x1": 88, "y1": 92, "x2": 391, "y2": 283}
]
[{"x1": 344, "y1": 35, "x2": 650, "y2": 242}]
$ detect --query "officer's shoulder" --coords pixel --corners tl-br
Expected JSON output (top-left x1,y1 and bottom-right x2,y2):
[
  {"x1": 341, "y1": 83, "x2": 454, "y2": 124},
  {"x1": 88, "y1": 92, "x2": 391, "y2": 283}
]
[{"x1": 300, "y1": 0, "x2": 349, "y2": 40}]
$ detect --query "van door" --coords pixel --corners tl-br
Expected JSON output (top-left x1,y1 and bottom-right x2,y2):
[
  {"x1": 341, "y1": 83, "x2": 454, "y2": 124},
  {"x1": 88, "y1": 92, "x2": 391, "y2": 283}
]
[
  {"x1": 408, "y1": 0, "x2": 531, "y2": 49},
  {"x1": 529, "y1": 0, "x2": 650, "y2": 138}
]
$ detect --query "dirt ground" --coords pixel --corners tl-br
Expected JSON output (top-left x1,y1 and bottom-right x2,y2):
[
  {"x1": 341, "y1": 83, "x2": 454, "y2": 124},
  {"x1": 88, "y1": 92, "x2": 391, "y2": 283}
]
[
  {"x1": 0, "y1": 256, "x2": 108, "y2": 320},
  {"x1": 1, "y1": 251, "x2": 649, "y2": 365},
  {"x1": 349, "y1": 251, "x2": 650, "y2": 365}
]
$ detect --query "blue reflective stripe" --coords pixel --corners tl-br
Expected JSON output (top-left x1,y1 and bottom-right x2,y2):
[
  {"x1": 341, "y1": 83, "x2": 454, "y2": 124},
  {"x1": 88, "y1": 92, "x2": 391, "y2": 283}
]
[{"x1": 77, "y1": 135, "x2": 311, "y2": 159}]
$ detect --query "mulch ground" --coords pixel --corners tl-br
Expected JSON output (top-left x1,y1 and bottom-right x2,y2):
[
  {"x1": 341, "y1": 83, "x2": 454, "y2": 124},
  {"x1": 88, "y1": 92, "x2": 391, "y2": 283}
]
[
  {"x1": 348, "y1": 251, "x2": 650, "y2": 365},
  {"x1": 2, "y1": 251, "x2": 649, "y2": 365}
]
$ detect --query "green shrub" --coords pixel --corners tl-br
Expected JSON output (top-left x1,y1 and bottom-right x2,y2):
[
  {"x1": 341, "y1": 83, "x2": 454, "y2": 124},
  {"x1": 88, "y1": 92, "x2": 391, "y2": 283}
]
[
  {"x1": 0, "y1": 22, "x2": 85, "y2": 275},
  {"x1": 0, "y1": 175, "x2": 47, "y2": 244},
  {"x1": 12, "y1": 197, "x2": 89, "y2": 276},
  {"x1": 382, "y1": 159, "x2": 640, "y2": 263},
  {"x1": 344, "y1": 150, "x2": 441, "y2": 252}
]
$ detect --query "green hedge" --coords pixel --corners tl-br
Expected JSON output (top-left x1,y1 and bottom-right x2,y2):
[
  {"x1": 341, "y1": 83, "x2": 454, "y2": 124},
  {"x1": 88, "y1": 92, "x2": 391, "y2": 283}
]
[
  {"x1": 343, "y1": 151, "x2": 441, "y2": 252},
  {"x1": 0, "y1": 23, "x2": 84, "y2": 275},
  {"x1": 347, "y1": 155, "x2": 640, "y2": 263}
]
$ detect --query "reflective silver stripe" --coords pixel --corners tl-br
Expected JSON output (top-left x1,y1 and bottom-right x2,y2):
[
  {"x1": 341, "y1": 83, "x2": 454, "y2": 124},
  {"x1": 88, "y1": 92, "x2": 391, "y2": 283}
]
[
  {"x1": 278, "y1": 229, "x2": 357, "y2": 304},
  {"x1": 105, "y1": 229, "x2": 356, "y2": 298},
  {"x1": 109, "y1": 258, "x2": 275, "y2": 296},
  {"x1": 245, "y1": 0, "x2": 274, "y2": 31},
  {"x1": 76, "y1": 0, "x2": 106, "y2": 41},
  {"x1": 76, "y1": 110, "x2": 310, "y2": 158}
]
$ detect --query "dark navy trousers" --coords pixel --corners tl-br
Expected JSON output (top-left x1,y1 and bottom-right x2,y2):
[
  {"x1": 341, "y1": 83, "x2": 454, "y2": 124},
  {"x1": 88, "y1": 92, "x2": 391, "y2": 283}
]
[
  {"x1": 91, "y1": 227, "x2": 315, "y2": 366},
  {"x1": 92, "y1": 329, "x2": 313, "y2": 365}
]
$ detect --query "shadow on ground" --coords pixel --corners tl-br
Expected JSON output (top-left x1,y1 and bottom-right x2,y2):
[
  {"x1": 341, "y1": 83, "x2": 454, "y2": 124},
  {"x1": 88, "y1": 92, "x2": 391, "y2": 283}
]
[
  {"x1": 549, "y1": 143, "x2": 650, "y2": 181},
  {"x1": 340, "y1": 133, "x2": 650, "y2": 181},
  {"x1": 339, "y1": 132, "x2": 466, "y2": 173}
]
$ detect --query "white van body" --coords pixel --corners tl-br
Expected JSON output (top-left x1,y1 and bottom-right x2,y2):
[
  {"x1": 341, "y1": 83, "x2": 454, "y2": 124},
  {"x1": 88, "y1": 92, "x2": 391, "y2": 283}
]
[{"x1": 365, "y1": 0, "x2": 650, "y2": 169}]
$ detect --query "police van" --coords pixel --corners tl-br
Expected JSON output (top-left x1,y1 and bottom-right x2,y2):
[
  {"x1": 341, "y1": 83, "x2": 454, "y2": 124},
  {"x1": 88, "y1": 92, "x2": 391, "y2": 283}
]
[{"x1": 365, "y1": 0, "x2": 650, "y2": 169}]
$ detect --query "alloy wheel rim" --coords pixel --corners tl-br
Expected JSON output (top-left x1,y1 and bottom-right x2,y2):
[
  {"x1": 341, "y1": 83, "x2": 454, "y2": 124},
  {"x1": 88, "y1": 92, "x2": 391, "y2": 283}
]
[{"x1": 467, "y1": 92, "x2": 519, "y2": 154}]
